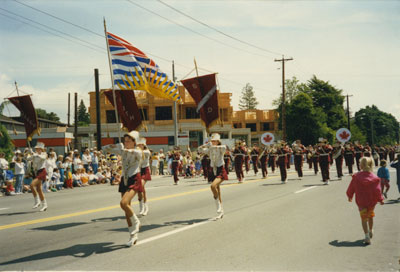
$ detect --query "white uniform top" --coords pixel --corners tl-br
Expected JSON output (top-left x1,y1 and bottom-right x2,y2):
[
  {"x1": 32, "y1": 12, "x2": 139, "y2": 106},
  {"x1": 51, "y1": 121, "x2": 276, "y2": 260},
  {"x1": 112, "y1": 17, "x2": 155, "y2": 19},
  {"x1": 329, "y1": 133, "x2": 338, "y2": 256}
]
[
  {"x1": 46, "y1": 157, "x2": 57, "y2": 175},
  {"x1": 103, "y1": 143, "x2": 142, "y2": 185},
  {"x1": 31, "y1": 152, "x2": 48, "y2": 172},
  {"x1": 141, "y1": 149, "x2": 151, "y2": 168},
  {"x1": 198, "y1": 143, "x2": 226, "y2": 174}
]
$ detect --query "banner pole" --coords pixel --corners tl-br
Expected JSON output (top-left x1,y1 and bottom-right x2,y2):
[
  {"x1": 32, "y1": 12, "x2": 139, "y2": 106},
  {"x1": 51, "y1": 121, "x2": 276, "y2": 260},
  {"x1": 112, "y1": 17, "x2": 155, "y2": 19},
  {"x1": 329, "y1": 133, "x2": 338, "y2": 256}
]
[{"x1": 104, "y1": 18, "x2": 122, "y2": 142}]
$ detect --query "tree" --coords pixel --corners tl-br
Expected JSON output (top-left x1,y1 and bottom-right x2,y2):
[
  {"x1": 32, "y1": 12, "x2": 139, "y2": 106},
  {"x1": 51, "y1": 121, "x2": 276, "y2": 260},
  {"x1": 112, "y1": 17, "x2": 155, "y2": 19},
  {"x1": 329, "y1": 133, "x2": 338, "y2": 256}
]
[
  {"x1": 272, "y1": 76, "x2": 308, "y2": 107},
  {"x1": 0, "y1": 124, "x2": 14, "y2": 161},
  {"x1": 238, "y1": 83, "x2": 258, "y2": 110},
  {"x1": 354, "y1": 105, "x2": 399, "y2": 145},
  {"x1": 77, "y1": 99, "x2": 90, "y2": 126},
  {"x1": 0, "y1": 101, "x2": 11, "y2": 115},
  {"x1": 304, "y1": 76, "x2": 347, "y2": 130},
  {"x1": 286, "y1": 93, "x2": 323, "y2": 145},
  {"x1": 36, "y1": 108, "x2": 60, "y2": 122}
]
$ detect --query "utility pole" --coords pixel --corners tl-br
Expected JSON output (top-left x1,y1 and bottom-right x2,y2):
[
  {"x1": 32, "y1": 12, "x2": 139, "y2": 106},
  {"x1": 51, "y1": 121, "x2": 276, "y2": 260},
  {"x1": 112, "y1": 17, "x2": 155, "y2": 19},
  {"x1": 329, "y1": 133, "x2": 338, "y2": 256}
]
[
  {"x1": 67, "y1": 93, "x2": 71, "y2": 127},
  {"x1": 172, "y1": 61, "x2": 178, "y2": 146},
  {"x1": 95, "y1": 69, "x2": 102, "y2": 151},
  {"x1": 346, "y1": 94, "x2": 353, "y2": 130},
  {"x1": 274, "y1": 55, "x2": 293, "y2": 141},
  {"x1": 74, "y1": 92, "x2": 78, "y2": 151}
]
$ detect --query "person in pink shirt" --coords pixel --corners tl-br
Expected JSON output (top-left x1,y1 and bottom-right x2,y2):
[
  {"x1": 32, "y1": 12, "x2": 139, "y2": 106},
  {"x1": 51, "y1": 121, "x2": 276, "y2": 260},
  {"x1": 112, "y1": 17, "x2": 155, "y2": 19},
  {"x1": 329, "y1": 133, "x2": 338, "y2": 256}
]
[{"x1": 346, "y1": 157, "x2": 384, "y2": 245}]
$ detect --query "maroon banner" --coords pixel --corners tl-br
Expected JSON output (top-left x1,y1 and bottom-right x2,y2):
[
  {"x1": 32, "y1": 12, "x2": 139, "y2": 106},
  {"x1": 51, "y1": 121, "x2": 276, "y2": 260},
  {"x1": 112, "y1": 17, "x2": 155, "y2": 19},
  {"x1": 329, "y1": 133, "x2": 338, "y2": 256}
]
[
  {"x1": 181, "y1": 73, "x2": 219, "y2": 130},
  {"x1": 104, "y1": 89, "x2": 142, "y2": 131},
  {"x1": 8, "y1": 95, "x2": 40, "y2": 141}
]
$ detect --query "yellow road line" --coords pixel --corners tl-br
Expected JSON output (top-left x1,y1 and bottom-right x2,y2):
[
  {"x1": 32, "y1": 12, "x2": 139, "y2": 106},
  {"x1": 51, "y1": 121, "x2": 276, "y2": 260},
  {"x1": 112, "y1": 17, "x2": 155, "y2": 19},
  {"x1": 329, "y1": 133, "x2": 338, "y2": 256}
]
[{"x1": 0, "y1": 174, "x2": 283, "y2": 231}]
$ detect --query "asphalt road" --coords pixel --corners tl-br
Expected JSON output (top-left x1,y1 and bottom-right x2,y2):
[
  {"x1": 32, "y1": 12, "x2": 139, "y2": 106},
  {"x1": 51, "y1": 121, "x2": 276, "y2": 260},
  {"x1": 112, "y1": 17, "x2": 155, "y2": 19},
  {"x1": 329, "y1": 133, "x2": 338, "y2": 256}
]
[{"x1": 0, "y1": 167, "x2": 399, "y2": 271}]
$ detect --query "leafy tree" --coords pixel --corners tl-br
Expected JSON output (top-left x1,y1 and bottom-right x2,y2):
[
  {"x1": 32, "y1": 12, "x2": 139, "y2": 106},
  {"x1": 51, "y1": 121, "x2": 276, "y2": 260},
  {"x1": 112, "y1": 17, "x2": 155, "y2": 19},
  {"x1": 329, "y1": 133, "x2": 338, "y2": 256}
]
[
  {"x1": 304, "y1": 76, "x2": 347, "y2": 130},
  {"x1": 77, "y1": 99, "x2": 90, "y2": 126},
  {"x1": 286, "y1": 93, "x2": 322, "y2": 145},
  {"x1": 354, "y1": 105, "x2": 399, "y2": 145},
  {"x1": 239, "y1": 83, "x2": 258, "y2": 110},
  {"x1": 0, "y1": 101, "x2": 11, "y2": 115},
  {"x1": 272, "y1": 76, "x2": 308, "y2": 107},
  {"x1": 349, "y1": 121, "x2": 367, "y2": 144},
  {"x1": 36, "y1": 108, "x2": 60, "y2": 122},
  {"x1": 0, "y1": 124, "x2": 14, "y2": 161}
]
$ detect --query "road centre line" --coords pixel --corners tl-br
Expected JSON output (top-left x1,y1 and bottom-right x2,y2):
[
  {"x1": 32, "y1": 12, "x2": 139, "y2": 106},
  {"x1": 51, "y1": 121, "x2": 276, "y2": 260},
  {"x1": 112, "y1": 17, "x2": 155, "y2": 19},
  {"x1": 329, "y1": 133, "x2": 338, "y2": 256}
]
[{"x1": 0, "y1": 173, "x2": 293, "y2": 231}]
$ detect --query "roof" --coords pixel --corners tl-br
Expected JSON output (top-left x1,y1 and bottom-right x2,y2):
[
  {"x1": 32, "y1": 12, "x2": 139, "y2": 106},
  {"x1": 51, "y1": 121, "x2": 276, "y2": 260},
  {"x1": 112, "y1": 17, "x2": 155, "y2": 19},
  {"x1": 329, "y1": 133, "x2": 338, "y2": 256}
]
[{"x1": 0, "y1": 114, "x2": 24, "y2": 125}]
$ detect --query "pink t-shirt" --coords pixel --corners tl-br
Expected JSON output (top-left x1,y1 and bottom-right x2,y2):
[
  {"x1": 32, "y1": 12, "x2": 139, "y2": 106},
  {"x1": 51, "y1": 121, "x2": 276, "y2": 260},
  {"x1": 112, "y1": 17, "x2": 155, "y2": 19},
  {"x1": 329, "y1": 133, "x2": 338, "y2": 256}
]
[{"x1": 346, "y1": 171, "x2": 383, "y2": 209}]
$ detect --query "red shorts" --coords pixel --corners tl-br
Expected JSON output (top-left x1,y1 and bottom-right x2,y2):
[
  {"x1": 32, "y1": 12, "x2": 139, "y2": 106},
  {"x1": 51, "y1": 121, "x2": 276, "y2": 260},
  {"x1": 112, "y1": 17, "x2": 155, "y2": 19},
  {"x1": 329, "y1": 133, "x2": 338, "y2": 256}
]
[
  {"x1": 141, "y1": 167, "x2": 151, "y2": 181},
  {"x1": 118, "y1": 173, "x2": 143, "y2": 194},
  {"x1": 209, "y1": 166, "x2": 228, "y2": 181},
  {"x1": 35, "y1": 168, "x2": 47, "y2": 181}
]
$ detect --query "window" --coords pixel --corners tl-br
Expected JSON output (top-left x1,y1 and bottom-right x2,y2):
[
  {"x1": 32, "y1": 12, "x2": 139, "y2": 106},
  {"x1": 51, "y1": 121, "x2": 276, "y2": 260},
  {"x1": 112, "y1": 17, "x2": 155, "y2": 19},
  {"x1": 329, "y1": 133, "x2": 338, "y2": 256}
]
[
  {"x1": 155, "y1": 106, "x2": 172, "y2": 120},
  {"x1": 262, "y1": 122, "x2": 274, "y2": 131},
  {"x1": 185, "y1": 107, "x2": 200, "y2": 119},
  {"x1": 246, "y1": 123, "x2": 257, "y2": 132},
  {"x1": 168, "y1": 136, "x2": 175, "y2": 145},
  {"x1": 139, "y1": 108, "x2": 148, "y2": 121},
  {"x1": 106, "y1": 110, "x2": 116, "y2": 123}
]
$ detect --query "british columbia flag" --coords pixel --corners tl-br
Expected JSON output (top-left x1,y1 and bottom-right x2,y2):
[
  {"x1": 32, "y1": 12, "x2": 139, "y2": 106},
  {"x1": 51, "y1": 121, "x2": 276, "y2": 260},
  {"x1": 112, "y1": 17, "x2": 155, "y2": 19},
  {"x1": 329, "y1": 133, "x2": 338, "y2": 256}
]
[{"x1": 107, "y1": 32, "x2": 181, "y2": 103}]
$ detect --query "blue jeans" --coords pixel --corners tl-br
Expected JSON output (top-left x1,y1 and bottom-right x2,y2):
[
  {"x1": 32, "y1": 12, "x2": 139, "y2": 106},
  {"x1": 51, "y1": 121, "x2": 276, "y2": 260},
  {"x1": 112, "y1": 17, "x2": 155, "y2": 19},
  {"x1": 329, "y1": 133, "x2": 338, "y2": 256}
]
[
  {"x1": 15, "y1": 174, "x2": 23, "y2": 193},
  {"x1": 92, "y1": 164, "x2": 98, "y2": 174}
]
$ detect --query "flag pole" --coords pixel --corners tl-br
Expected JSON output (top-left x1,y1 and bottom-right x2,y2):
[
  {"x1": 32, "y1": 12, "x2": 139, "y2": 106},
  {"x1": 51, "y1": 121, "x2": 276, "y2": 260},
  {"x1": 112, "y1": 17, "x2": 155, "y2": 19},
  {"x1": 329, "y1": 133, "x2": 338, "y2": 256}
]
[
  {"x1": 103, "y1": 18, "x2": 122, "y2": 143},
  {"x1": 172, "y1": 61, "x2": 179, "y2": 146}
]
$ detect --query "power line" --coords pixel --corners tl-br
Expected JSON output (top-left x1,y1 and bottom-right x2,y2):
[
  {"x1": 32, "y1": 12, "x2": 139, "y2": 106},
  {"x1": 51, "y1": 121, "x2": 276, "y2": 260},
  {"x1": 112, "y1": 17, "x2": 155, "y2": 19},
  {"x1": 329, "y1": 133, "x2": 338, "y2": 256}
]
[
  {"x1": 125, "y1": 0, "x2": 274, "y2": 60},
  {"x1": 0, "y1": 12, "x2": 105, "y2": 54},
  {"x1": 156, "y1": 0, "x2": 282, "y2": 56},
  {"x1": 13, "y1": 0, "x2": 104, "y2": 38},
  {"x1": 0, "y1": 7, "x2": 106, "y2": 53}
]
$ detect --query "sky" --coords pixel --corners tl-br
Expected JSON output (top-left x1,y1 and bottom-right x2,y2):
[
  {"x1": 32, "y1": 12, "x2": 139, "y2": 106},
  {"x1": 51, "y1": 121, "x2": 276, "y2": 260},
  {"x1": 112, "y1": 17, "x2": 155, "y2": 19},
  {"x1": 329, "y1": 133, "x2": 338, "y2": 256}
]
[{"x1": 0, "y1": 0, "x2": 399, "y2": 124}]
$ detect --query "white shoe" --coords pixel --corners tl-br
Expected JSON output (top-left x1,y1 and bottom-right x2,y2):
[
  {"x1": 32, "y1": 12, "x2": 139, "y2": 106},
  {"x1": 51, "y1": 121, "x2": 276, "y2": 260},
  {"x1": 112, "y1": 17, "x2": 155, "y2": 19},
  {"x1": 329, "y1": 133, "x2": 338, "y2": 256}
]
[
  {"x1": 215, "y1": 199, "x2": 223, "y2": 214},
  {"x1": 281, "y1": 180, "x2": 287, "y2": 184},
  {"x1": 39, "y1": 200, "x2": 47, "y2": 212},
  {"x1": 139, "y1": 200, "x2": 144, "y2": 215},
  {"x1": 214, "y1": 212, "x2": 224, "y2": 220},
  {"x1": 369, "y1": 229, "x2": 373, "y2": 239},
  {"x1": 126, "y1": 233, "x2": 138, "y2": 247},
  {"x1": 238, "y1": 180, "x2": 243, "y2": 183},
  {"x1": 142, "y1": 203, "x2": 148, "y2": 216},
  {"x1": 32, "y1": 197, "x2": 40, "y2": 209},
  {"x1": 128, "y1": 214, "x2": 140, "y2": 235}
]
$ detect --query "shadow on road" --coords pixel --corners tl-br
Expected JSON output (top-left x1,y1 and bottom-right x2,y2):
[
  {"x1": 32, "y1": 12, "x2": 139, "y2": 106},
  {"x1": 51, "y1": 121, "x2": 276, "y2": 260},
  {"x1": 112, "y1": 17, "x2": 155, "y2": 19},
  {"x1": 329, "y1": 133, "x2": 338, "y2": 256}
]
[
  {"x1": 91, "y1": 216, "x2": 125, "y2": 222},
  {"x1": 260, "y1": 183, "x2": 284, "y2": 186},
  {"x1": 303, "y1": 184, "x2": 326, "y2": 187},
  {"x1": 384, "y1": 199, "x2": 400, "y2": 205},
  {"x1": 31, "y1": 222, "x2": 88, "y2": 231},
  {"x1": 0, "y1": 211, "x2": 35, "y2": 216},
  {"x1": 0, "y1": 242, "x2": 126, "y2": 266},
  {"x1": 107, "y1": 218, "x2": 210, "y2": 233},
  {"x1": 329, "y1": 239, "x2": 366, "y2": 247}
]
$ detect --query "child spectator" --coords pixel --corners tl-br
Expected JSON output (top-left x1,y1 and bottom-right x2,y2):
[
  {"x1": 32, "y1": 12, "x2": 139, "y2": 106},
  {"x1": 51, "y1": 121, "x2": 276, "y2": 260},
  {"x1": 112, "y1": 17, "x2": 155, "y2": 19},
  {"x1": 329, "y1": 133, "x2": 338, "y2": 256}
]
[
  {"x1": 65, "y1": 167, "x2": 73, "y2": 189},
  {"x1": 88, "y1": 170, "x2": 98, "y2": 185},
  {"x1": 72, "y1": 168, "x2": 82, "y2": 187},
  {"x1": 51, "y1": 168, "x2": 62, "y2": 191},
  {"x1": 346, "y1": 157, "x2": 384, "y2": 245},
  {"x1": 377, "y1": 160, "x2": 390, "y2": 199},
  {"x1": 80, "y1": 168, "x2": 89, "y2": 186},
  {"x1": 195, "y1": 157, "x2": 202, "y2": 177},
  {"x1": 151, "y1": 152, "x2": 159, "y2": 175},
  {"x1": 14, "y1": 157, "x2": 25, "y2": 194}
]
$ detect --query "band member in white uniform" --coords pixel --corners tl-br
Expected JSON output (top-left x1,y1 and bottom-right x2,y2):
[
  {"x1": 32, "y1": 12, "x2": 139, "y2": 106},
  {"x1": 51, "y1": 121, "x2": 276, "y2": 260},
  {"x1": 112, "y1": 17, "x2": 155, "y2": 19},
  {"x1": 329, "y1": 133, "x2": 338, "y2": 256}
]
[
  {"x1": 103, "y1": 131, "x2": 143, "y2": 247},
  {"x1": 198, "y1": 133, "x2": 228, "y2": 219},
  {"x1": 29, "y1": 142, "x2": 48, "y2": 212},
  {"x1": 137, "y1": 137, "x2": 151, "y2": 216}
]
